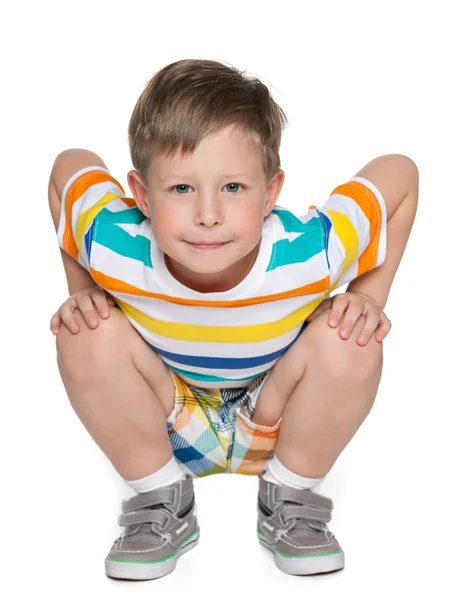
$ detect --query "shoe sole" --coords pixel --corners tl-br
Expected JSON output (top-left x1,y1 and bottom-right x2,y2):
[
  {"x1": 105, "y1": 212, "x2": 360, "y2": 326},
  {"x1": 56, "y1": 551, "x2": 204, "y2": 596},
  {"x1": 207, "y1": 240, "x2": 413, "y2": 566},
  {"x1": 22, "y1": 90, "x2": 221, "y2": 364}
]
[
  {"x1": 258, "y1": 531, "x2": 345, "y2": 575},
  {"x1": 105, "y1": 530, "x2": 200, "y2": 580}
]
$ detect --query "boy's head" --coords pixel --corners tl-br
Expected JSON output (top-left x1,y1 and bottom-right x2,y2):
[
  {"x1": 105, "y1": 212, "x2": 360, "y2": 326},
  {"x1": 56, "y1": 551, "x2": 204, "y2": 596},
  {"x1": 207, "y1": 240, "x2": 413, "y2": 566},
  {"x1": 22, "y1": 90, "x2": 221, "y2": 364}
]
[{"x1": 127, "y1": 59, "x2": 288, "y2": 293}]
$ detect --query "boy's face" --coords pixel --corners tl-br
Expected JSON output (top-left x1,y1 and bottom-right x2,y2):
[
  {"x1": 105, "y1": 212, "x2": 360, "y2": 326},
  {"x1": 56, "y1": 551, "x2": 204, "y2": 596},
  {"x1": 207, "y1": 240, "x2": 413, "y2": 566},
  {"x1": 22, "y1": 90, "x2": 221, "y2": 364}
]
[{"x1": 128, "y1": 123, "x2": 284, "y2": 293}]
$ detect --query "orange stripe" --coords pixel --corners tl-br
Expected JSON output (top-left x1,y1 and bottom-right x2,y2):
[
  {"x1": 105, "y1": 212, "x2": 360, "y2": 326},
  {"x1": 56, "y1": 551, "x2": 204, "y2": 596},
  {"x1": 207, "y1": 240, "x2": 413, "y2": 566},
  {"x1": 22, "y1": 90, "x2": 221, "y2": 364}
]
[
  {"x1": 62, "y1": 170, "x2": 127, "y2": 260},
  {"x1": 121, "y1": 196, "x2": 137, "y2": 208},
  {"x1": 90, "y1": 268, "x2": 331, "y2": 307},
  {"x1": 330, "y1": 181, "x2": 381, "y2": 276}
]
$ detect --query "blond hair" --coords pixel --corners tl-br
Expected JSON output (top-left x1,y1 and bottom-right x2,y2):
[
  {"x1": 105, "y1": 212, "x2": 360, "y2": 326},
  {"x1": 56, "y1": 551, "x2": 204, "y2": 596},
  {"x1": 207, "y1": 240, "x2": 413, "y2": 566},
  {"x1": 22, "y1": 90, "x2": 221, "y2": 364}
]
[{"x1": 128, "y1": 59, "x2": 288, "y2": 186}]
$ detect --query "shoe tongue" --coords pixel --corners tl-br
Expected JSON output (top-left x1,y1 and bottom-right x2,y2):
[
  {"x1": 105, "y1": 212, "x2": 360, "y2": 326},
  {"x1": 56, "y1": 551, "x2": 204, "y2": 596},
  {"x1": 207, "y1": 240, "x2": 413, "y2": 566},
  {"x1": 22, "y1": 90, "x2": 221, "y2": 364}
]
[{"x1": 148, "y1": 502, "x2": 167, "y2": 511}]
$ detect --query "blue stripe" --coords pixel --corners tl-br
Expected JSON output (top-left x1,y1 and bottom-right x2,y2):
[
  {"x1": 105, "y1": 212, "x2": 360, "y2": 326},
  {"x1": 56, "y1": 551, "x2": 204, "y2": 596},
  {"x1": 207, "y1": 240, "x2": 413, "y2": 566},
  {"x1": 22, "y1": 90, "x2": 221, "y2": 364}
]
[
  {"x1": 146, "y1": 331, "x2": 301, "y2": 371},
  {"x1": 316, "y1": 208, "x2": 331, "y2": 270},
  {"x1": 150, "y1": 322, "x2": 310, "y2": 384},
  {"x1": 84, "y1": 224, "x2": 94, "y2": 262},
  {"x1": 93, "y1": 222, "x2": 152, "y2": 267}
]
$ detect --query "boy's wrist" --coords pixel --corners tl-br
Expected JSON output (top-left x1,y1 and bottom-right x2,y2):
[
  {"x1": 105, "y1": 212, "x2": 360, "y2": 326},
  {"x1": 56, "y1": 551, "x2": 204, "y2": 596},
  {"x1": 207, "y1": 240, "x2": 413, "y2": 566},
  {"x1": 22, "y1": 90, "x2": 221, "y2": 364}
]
[{"x1": 60, "y1": 249, "x2": 97, "y2": 296}]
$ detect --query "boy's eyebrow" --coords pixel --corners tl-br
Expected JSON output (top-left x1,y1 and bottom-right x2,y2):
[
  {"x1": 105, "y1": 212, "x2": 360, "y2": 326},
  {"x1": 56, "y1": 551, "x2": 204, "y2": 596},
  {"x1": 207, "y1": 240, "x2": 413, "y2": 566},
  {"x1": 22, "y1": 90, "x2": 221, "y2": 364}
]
[{"x1": 159, "y1": 173, "x2": 257, "y2": 182}]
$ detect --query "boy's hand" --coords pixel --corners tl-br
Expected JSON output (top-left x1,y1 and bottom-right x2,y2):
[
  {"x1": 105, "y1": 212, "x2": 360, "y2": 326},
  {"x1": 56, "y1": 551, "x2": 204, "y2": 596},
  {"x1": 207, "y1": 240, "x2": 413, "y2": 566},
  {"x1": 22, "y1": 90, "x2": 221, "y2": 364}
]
[
  {"x1": 50, "y1": 285, "x2": 116, "y2": 335},
  {"x1": 305, "y1": 292, "x2": 391, "y2": 345}
]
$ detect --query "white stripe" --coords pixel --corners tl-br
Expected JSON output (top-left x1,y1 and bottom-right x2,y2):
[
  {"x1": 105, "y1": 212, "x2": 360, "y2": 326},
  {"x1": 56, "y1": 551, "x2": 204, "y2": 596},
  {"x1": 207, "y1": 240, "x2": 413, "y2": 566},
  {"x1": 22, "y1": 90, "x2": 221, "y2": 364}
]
[
  {"x1": 61, "y1": 165, "x2": 110, "y2": 206},
  {"x1": 56, "y1": 169, "x2": 387, "y2": 388},
  {"x1": 91, "y1": 241, "x2": 329, "y2": 302},
  {"x1": 176, "y1": 522, "x2": 189, "y2": 536}
]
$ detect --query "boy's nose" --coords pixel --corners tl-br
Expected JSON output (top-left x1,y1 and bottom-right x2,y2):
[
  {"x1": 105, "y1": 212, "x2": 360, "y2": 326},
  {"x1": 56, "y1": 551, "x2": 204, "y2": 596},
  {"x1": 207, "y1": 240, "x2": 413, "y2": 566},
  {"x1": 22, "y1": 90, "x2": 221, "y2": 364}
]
[{"x1": 193, "y1": 197, "x2": 224, "y2": 225}]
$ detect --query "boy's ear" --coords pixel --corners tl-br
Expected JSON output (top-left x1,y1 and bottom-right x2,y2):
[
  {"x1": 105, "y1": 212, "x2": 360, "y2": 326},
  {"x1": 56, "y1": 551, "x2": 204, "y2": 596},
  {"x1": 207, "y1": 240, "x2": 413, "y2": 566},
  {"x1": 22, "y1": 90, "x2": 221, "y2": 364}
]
[
  {"x1": 127, "y1": 170, "x2": 151, "y2": 218},
  {"x1": 264, "y1": 169, "x2": 285, "y2": 217}
]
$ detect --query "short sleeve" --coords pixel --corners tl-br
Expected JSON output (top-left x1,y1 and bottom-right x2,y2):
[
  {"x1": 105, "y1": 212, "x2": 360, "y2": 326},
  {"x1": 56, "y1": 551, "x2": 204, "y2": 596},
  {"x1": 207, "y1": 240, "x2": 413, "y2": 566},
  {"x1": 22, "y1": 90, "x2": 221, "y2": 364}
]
[
  {"x1": 310, "y1": 175, "x2": 387, "y2": 291},
  {"x1": 56, "y1": 165, "x2": 135, "y2": 272}
]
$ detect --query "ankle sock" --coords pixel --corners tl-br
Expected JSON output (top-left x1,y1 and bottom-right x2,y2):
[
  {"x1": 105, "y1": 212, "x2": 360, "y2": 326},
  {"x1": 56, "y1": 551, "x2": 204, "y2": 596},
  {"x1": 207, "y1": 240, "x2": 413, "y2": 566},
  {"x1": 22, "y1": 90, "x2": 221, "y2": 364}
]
[
  {"x1": 124, "y1": 456, "x2": 186, "y2": 494},
  {"x1": 262, "y1": 454, "x2": 326, "y2": 490}
]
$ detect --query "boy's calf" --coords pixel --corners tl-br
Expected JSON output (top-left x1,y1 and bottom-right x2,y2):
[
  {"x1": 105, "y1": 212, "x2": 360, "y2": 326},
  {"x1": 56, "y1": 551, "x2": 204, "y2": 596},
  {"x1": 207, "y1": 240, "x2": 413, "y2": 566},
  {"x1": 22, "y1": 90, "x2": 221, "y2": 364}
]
[{"x1": 55, "y1": 306, "x2": 177, "y2": 480}]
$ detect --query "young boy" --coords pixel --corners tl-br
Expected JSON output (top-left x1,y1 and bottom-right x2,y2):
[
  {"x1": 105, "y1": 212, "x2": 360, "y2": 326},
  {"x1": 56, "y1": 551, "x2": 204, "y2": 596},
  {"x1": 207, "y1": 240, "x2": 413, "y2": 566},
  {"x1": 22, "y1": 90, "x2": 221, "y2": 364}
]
[{"x1": 48, "y1": 59, "x2": 418, "y2": 580}]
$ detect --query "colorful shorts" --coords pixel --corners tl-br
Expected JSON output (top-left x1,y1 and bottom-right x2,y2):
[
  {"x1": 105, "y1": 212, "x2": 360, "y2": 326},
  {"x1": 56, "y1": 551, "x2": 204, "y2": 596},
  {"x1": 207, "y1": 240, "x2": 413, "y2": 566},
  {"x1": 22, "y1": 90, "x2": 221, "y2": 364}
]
[{"x1": 166, "y1": 369, "x2": 280, "y2": 478}]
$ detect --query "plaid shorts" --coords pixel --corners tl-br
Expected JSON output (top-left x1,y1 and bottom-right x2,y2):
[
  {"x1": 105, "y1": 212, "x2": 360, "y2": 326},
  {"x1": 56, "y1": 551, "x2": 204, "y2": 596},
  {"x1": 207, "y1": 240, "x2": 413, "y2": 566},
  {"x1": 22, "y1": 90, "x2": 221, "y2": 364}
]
[{"x1": 166, "y1": 369, "x2": 280, "y2": 478}]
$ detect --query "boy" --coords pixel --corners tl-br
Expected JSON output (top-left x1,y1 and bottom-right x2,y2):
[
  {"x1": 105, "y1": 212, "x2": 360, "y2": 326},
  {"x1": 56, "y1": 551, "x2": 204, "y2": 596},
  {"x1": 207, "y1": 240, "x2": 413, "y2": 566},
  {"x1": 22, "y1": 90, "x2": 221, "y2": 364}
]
[{"x1": 48, "y1": 59, "x2": 418, "y2": 580}]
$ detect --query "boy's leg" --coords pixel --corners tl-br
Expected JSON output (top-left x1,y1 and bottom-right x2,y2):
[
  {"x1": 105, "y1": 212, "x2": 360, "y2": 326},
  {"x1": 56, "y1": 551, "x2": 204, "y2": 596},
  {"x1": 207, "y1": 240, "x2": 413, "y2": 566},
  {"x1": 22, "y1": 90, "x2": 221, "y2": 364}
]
[
  {"x1": 253, "y1": 308, "x2": 381, "y2": 575},
  {"x1": 56, "y1": 306, "x2": 177, "y2": 480},
  {"x1": 56, "y1": 306, "x2": 200, "y2": 579},
  {"x1": 253, "y1": 308, "x2": 383, "y2": 477}
]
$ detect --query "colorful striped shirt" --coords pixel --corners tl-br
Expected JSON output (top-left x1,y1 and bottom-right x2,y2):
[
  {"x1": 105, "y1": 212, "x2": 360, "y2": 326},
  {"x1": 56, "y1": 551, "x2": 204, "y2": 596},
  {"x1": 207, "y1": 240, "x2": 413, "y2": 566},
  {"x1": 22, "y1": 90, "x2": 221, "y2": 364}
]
[{"x1": 57, "y1": 165, "x2": 387, "y2": 389}]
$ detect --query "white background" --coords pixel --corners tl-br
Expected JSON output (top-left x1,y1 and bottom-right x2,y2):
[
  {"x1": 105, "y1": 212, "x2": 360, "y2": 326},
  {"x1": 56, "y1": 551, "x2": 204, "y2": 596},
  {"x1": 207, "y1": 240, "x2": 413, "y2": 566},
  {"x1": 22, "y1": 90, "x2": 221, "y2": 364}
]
[{"x1": 1, "y1": 0, "x2": 448, "y2": 597}]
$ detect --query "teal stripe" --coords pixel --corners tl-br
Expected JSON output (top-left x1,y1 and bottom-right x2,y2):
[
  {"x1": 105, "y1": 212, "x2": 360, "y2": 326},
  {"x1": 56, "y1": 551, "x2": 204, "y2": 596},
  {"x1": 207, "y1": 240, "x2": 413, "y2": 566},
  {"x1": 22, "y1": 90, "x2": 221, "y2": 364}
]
[
  {"x1": 97, "y1": 206, "x2": 146, "y2": 225},
  {"x1": 168, "y1": 364, "x2": 269, "y2": 383},
  {"x1": 271, "y1": 208, "x2": 320, "y2": 233},
  {"x1": 268, "y1": 211, "x2": 325, "y2": 272},
  {"x1": 93, "y1": 222, "x2": 152, "y2": 267},
  {"x1": 90, "y1": 206, "x2": 324, "y2": 275}
]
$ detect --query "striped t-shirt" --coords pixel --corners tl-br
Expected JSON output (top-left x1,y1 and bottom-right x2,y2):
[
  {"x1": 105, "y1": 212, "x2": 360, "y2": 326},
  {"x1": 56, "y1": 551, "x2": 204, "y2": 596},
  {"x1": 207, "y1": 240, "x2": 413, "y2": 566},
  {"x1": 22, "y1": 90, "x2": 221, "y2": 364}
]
[{"x1": 57, "y1": 165, "x2": 387, "y2": 389}]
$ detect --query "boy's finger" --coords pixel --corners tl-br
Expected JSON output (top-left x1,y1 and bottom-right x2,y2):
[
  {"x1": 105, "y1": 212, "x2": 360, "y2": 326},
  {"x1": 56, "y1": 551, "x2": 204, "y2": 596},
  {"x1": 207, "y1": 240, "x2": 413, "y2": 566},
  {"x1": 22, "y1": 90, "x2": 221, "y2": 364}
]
[
  {"x1": 327, "y1": 296, "x2": 348, "y2": 327},
  {"x1": 328, "y1": 307, "x2": 344, "y2": 327},
  {"x1": 60, "y1": 305, "x2": 80, "y2": 333},
  {"x1": 338, "y1": 302, "x2": 362, "y2": 339},
  {"x1": 50, "y1": 313, "x2": 61, "y2": 334},
  {"x1": 374, "y1": 315, "x2": 392, "y2": 342},
  {"x1": 328, "y1": 306, "x2": 344, "y2": 327},
  {"x1": 356, "y1": 312, "x2": 381, "y2": 345},
  {"x1": 77, "y1": 295, "x2": 99, "y2": 328},
  {"x1": 91, "y1": 291, "x2": 112, "y2": 319}
]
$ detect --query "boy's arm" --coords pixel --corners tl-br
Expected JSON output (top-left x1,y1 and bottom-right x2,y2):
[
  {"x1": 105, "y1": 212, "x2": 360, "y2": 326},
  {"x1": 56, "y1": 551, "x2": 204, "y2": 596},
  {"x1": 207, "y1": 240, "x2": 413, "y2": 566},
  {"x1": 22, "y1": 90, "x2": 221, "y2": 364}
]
[
  {"x1": 346, "y1": 154, "x2": 419, "y2": 309},
  {"x1": 48, "y1": 148, "x2": 108, "y2": 296}
]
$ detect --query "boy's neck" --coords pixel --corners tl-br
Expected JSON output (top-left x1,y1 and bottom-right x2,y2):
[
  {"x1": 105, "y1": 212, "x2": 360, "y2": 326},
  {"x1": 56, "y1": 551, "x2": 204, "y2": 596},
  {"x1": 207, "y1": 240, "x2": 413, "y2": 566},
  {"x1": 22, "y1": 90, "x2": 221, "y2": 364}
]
[{"x1": 164, "y1": 238, "x2": 261, "y2": 294}]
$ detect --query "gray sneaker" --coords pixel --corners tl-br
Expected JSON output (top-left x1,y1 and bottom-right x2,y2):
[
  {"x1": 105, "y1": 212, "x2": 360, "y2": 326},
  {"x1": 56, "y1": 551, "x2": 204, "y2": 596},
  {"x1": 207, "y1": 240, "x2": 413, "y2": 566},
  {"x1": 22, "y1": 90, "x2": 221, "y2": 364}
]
[
  {"x1": 257, "y1": 477, "x2": 344, "y2": 575},
  {"x1": 105, "y1": 475, "x2": 200, "y2": 580}
]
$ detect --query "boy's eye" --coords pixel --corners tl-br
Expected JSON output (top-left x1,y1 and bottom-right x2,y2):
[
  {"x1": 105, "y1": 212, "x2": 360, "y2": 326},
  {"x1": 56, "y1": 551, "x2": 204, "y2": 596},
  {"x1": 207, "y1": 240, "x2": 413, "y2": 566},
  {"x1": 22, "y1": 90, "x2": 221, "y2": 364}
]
[
  {"x1": 169, "y1": 183, "x2": 245, "y2": 194},
  {"x1": 225, "y1": 183, "x2": 243, "y2": 193},
  {"x1": 170, "y1": 184, "x2": 191, "y2": 194}
]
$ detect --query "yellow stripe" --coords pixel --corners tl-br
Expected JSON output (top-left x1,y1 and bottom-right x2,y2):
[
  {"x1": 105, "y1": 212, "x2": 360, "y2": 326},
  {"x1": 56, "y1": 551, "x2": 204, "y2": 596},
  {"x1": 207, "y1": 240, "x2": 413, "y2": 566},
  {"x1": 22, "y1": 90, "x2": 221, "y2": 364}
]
[
  {"x1": 114, "y1": 294, "x2": 327, "y2": 344},
  {"x1": 74, "y1": 192, "x2": 122, "y2": 251},
  {"x1": 326, "y1": 208, "x2": 359, "y2": 293}
]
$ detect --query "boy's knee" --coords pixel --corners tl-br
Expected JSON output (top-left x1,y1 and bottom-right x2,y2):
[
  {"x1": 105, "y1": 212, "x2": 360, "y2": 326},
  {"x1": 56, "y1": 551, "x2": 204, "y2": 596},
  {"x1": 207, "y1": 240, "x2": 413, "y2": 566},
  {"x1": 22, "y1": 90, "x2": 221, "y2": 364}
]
[
  {"x1": 55, "y1": 306, "x2": 130, "y2": 377},
  {"x1": 308, "y1": 309, "x2": 383, "y2": 383}
]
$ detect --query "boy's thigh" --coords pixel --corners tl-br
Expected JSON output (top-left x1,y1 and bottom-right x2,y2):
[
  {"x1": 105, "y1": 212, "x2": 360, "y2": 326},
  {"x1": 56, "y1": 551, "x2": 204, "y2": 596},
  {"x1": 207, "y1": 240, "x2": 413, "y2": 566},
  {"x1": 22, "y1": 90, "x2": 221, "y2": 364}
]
[
  {"x1": 58, "y1": 305, "x2": 176, "y2": 417},
  {"x1": 109, "y1": 308, "x2": 176, "y2": 417}
]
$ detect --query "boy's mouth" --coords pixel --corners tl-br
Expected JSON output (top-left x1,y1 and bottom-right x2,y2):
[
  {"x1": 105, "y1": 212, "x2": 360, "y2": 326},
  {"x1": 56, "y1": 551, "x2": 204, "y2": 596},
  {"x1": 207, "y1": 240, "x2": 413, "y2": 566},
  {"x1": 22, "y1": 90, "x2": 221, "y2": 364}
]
[{"x1": 186, "y1": 241, "x2": 229, "y2": 250}]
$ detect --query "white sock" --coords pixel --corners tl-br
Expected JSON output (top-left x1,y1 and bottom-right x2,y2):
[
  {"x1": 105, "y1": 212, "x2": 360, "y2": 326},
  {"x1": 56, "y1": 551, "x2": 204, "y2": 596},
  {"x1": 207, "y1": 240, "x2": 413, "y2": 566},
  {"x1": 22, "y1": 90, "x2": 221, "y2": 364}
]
[
  {"x1": 124, "y1": 456, "x2": 186, "y2": 494},
  {"x1": 262, "y1": 454, "x2": 326, "y2": 490}
]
